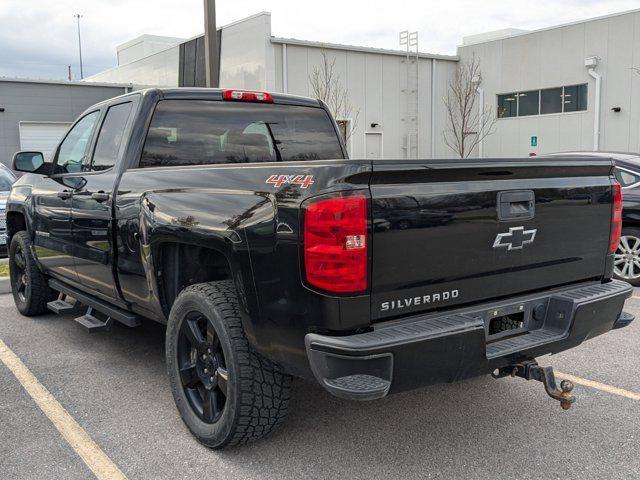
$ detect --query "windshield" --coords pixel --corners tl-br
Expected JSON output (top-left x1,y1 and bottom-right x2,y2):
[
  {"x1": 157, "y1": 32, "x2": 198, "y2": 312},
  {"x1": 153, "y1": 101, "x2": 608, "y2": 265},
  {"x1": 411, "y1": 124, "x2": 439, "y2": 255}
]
[
  {"x1": 140, "y1": 100, "x2": 345, "y2": 168},
  {"x1": 0, "y1": 167, "x2": 16, "y2": 191}
]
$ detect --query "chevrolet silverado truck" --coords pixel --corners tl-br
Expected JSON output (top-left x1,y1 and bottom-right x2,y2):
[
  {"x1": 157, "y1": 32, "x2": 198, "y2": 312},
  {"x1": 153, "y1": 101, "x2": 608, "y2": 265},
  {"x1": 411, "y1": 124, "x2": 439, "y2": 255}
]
[{"x1": 5, "y1": 88, "x2": 635, "y2": 449}]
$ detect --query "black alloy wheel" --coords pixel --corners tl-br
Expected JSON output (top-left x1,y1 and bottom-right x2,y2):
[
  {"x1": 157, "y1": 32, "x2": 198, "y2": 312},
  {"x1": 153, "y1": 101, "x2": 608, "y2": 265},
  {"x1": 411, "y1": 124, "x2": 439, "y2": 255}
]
[
  {"x1": 11, "y1": 242, "x2": 28, "y2": 304},
  {"x1": 177, "y1": 312, "x2": 229, "y2": 423}
]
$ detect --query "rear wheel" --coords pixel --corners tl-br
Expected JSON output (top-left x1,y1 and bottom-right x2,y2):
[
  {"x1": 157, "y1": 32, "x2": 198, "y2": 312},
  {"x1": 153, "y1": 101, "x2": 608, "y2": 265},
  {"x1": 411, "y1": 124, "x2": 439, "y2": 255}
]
[
  {"x1": 165, "y1": 280, "x2": 292, "y2": 448},
  {"x1": 9, "y1": 231, "x2": 56, "y2": 316},
  {"x1": 614, "y1": 227, "x2": 640, "y2": 286}
]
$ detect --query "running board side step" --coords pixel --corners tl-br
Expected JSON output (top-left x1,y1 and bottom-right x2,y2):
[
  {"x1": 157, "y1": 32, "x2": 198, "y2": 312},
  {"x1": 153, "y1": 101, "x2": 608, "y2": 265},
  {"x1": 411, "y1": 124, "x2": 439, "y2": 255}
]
[
  {"x1": 48, "y1": 279, "x2": 141, "y2": 328},
  {"x1": 74, "y1": 307, "x2": 115, "y2": 333},
  {"x1": 47, "y1": 296, "x2": 84, "y2": 315}
]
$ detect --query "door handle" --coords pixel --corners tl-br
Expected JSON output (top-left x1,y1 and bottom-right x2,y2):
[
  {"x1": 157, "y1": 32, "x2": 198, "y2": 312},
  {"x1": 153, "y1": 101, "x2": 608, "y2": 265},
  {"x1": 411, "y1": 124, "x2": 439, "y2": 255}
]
[
  {"x1": 497, "y1": 190, "x2": 535, "y2": 221},
  {"x1": 91, "y1": 191, "x2": 110, "y2": 202},
  {"x1": 57, "y1": 190, "x2": 72, "y2": 200}
]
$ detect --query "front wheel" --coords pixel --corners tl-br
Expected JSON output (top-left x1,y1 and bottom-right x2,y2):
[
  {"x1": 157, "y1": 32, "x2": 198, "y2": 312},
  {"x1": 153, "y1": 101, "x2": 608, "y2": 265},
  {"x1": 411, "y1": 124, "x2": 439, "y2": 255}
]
[
  {"x1": 614, "y1": 227, "x2": 640, "y2": 286},
  {"x1": 9, "y1": 231, "x2": 56, "y2": 316},
  {"x1": 165, "y1": 280, "x2": 292, "y2": 448}
]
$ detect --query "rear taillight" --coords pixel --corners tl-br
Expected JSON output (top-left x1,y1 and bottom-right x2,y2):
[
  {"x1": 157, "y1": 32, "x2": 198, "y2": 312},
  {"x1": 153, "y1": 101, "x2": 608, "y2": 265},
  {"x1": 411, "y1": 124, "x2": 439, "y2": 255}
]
[
  {"x1": 302, "y1": 192, "x2": 368, "y2": 294},
  {"x1": 609, "y1": 182, "x2": 622, "y2": 252},
  {"x1": 223, "y1": 90, "x2": 273, "y2": 103}
]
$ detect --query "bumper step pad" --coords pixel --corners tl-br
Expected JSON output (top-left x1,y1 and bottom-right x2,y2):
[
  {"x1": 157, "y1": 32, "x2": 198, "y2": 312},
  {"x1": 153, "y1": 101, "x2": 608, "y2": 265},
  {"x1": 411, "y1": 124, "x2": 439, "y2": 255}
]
[
  {"x1": 324, "y1": 375, "x2": 391, "y2": 401},
  {"x1": 614, "y1": 311, "x2": 635, "y2": 329}
]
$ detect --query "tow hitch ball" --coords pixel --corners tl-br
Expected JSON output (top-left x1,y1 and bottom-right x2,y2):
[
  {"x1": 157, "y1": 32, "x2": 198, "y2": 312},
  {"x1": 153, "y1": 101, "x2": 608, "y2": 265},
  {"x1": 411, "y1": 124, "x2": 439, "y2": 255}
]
[{"x1": 492, "y1": 359, "x2": 576, "y2": 410}]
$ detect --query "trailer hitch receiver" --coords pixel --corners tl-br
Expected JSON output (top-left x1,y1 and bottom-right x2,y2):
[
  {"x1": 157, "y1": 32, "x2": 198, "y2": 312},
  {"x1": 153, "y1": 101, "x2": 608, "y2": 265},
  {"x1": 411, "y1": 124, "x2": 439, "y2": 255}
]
[{"x1": 492, "y1": 359, "x2": 575, "y2": 410}]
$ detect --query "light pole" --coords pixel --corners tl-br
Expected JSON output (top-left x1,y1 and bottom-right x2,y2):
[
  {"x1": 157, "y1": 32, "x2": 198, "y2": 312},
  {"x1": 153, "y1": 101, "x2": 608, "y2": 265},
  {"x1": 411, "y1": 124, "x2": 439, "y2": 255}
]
[
  {"x1": 73, "y1": 14, "x2": 84, "y2": 79},
  {"x1": 203, "y1": 0, "x2": 219, "y2": 87}
]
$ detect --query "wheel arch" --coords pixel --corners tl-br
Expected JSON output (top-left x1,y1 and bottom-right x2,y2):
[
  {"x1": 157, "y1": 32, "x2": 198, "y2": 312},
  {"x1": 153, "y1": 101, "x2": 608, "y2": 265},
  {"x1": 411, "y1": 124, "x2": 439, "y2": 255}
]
[
  {"x1": 154, "y1": 240, "x2": 233, "y2": 315},
  {"x1": 6, "y1": 210, "x2": 27, "y2": 244}
]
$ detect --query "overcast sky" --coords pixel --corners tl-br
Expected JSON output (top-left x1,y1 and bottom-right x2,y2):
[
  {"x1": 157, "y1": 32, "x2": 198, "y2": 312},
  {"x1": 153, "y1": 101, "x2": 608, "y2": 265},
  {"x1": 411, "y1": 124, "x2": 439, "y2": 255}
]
[{"x1": 1, "y1": 0, "x2": 639, "y2": 80}]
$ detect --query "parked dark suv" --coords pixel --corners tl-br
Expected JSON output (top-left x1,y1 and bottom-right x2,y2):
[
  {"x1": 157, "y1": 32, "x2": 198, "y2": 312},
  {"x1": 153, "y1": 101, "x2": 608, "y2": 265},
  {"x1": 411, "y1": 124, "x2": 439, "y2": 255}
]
[{"x1": 0, "y1": 163, "x2": 17, "y2": 255}]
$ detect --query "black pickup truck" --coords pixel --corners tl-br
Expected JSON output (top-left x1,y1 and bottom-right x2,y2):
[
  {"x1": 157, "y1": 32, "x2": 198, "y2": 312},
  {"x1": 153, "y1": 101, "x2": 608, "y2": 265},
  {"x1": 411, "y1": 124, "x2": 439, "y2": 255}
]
[{"x1": 6, "y1": 88, "x2": 634, "y2": 449}]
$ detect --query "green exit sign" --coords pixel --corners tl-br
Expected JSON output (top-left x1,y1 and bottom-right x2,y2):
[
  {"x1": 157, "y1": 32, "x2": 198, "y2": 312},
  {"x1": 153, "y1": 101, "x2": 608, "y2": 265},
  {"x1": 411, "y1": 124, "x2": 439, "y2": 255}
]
[{"x1": 531, "y1": 136, "x2": 538, "y2": 147}]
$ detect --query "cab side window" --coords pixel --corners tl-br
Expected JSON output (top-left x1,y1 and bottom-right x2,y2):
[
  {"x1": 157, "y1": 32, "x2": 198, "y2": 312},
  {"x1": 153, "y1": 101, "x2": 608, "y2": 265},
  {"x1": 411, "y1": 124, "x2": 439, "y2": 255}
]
[
  {"x1": 55, "y1": 111, "x2": 100, "y2": 174},
  {"x1": 89, "y1": 102, "x2": 133, "y2": 172}
]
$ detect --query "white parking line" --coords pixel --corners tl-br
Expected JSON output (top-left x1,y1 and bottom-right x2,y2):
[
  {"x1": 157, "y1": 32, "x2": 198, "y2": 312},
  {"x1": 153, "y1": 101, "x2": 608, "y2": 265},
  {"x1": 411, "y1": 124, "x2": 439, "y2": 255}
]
[
  {"x1": 0, "y1": 338, "x2": 127, "y2": 480},
  {"x1": 555, "y1": 371, "x2": 640, "y2": 401}
]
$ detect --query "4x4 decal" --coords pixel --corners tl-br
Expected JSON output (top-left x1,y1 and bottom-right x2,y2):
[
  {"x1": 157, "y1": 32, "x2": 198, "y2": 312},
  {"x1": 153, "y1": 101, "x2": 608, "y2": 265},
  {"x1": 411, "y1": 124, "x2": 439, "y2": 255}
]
[{"x1": 266, "y1": 174, "x2": 315, "y2": 189}]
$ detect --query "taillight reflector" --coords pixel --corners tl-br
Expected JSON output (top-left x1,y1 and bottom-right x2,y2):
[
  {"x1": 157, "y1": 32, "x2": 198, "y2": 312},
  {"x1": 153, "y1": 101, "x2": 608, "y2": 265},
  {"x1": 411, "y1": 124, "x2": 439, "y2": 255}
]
[
  {"x1": 610, "y1": 182, "x2": 622, "y2": 252},
  {"x1": 303, "y1": 193, "x2": 368, "y2": 293},
  {"x1": 223, "y1": 90, "x2": 273, "y2": 103}
]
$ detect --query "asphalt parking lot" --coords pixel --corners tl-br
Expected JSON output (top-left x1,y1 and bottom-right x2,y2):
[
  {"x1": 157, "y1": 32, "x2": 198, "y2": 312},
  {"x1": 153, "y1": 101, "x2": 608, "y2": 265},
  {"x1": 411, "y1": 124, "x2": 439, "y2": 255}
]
[{"x1": 1, "y1": 291, "x2": 639, "y2": 480}]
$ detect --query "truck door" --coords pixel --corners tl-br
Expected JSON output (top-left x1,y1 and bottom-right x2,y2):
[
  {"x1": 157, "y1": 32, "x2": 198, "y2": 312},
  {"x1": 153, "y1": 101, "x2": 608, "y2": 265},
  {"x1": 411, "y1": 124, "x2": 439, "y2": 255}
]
[
  {"x1": 70, "y1": 100, "x2": 135, "y2": 302},
  {"x1": 32, "y1": 110, "x2": 101, "y2": 283}
]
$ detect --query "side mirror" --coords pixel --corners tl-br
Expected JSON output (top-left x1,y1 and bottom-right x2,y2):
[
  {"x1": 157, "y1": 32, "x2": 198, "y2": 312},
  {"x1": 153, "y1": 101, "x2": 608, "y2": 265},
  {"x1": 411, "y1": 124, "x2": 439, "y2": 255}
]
[{"x1": 11, "y1": 151, "x2": 51, "y2": 175}]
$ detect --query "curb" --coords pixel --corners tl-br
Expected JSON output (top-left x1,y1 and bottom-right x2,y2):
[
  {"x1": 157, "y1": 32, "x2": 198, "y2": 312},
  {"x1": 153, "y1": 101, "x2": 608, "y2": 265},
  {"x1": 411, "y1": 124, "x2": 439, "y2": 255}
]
[{"x1": 0, "y1": 277, "x2": 10, "y2": 295}]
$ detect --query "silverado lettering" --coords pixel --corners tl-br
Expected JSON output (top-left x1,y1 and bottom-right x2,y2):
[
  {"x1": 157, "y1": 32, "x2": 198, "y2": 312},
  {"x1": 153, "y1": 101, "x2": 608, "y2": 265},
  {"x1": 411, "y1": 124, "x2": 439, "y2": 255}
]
[{"x1": 381, "y1": 290, "x2": 460, "y2": 312}]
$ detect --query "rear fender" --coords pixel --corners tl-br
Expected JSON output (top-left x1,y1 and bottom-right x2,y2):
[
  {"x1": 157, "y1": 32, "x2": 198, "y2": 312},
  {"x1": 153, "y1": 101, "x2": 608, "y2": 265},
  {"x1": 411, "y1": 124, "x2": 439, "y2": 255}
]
[{"x1": 140, "y1": 189, "x2": 275, "y2": 344}]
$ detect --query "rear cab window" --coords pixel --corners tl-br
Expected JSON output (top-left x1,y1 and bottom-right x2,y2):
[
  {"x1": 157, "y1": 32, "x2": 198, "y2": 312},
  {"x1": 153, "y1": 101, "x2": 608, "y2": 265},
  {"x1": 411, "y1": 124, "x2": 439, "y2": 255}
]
[
  {"x1": 89, "y1": 102, "x2": 134, "y2": 172},
  {"x1": 139, "y1": 100, "x2": 344, "y2": 168}
]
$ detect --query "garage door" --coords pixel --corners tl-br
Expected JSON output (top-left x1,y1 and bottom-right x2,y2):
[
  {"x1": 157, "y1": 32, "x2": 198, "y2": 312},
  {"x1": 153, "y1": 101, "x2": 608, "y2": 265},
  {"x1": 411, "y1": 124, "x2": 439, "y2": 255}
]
[{"x1": 19, "y1": 122, "x2": 71, "y2": 160}]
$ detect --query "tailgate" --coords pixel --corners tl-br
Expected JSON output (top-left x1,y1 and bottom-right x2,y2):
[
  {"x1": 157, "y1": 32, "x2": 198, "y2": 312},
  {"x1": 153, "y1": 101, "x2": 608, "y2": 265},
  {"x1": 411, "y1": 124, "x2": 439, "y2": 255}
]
[{"x1": 369, "y1": 158, "x2": 614, "y2": 321}]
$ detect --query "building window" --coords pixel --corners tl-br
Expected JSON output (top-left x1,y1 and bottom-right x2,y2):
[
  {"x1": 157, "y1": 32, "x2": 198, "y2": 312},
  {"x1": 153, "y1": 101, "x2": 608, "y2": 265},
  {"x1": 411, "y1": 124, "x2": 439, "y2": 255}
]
[
  {"x1": 563, "y1": 84, "x2": 588, "y2": 112},
  {"x1": 497, "y1": 93, "x2": 517, "y2": 118},
  {"x1": 497, "y1": 84, "x2": 587, "y2": 118},
  {"x1": 541, "y1": 87, "x2": 563, "y2": 114},
  {"x1": 518, "y1": 90, "x2": 540, "y2": 116}
]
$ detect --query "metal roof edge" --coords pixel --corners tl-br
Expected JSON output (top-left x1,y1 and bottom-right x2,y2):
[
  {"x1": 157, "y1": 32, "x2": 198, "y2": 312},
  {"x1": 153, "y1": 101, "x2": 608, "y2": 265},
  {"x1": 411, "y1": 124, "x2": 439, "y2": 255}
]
[{"x1": 271, "y1": 37, "x2": 458, "y2": 61}]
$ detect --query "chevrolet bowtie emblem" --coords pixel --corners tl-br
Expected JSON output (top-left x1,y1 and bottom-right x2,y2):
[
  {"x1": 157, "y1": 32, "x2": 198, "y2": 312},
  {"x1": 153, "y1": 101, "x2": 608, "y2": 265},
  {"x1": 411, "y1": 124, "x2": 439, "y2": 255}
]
[{"x1": 493, "y1": 226, "x2": 537, "y2": 251}]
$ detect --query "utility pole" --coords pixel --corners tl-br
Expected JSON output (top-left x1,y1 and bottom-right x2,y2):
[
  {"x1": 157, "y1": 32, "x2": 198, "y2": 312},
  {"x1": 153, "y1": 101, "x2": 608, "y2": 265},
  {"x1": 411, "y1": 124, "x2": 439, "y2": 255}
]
[
  {"x1": 203, "y1": 0, "x2": 219, "y2": 87},
  {"x1": 73, "y1": 14, "x2": 84, "y2": 79}
]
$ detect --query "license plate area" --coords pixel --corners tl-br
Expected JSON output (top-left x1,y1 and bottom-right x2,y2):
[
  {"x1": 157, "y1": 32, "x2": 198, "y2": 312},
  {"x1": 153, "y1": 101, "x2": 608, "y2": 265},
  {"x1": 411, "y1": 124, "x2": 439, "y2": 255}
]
[{"x1": 483, "y1": 299, "x2": 548, "y2": 342}]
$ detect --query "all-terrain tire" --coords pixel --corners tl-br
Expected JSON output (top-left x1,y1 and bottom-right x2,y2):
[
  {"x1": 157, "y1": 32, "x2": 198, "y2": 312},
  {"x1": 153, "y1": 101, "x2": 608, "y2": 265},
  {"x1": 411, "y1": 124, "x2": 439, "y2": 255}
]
[
  {"x1": 165, "y1": 280, "x2": 292, "y2": 448},
  {"x1": 9, "y1": 231, "x2": 56, "y2": 316}
]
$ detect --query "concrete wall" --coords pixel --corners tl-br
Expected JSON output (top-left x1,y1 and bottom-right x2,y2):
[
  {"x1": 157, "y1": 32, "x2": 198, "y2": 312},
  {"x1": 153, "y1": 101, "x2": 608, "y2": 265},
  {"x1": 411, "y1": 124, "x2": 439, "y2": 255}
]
[
  {"x1": 0, "y1": 80, "x2": 128, "y2": 166},
  {"x1": 459, "y1": 9, "x2": 640, "y2": 157},
  {"x1": 117, "y1": 35, "x2": 185, "y2": 66},
  {"x1": 219, "y1": 13, "x2": 275, "y2": 91},
  {"x1": 86, "y1": 45, "x2": 180, "y2": 89},
  {"x1": 272, "y1": 40, "x2": 458, "y2": 159}
]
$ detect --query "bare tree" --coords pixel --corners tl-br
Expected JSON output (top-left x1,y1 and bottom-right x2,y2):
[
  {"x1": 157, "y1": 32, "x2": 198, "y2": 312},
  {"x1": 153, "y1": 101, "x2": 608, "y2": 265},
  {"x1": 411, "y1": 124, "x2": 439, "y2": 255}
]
[
  {"x1": 309, "y1": 49, "x2": 360, "y2": 143},
  {"x1": 443, "y1": 56, "x2": 497, "y2": 158}
]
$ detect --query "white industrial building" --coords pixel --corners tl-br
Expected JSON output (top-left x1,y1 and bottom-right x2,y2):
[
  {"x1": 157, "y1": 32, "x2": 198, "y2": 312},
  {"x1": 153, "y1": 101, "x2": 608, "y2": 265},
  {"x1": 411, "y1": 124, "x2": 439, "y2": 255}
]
[{"x1": 458, "y1": 8, "x2": 640, "y2": 157}]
